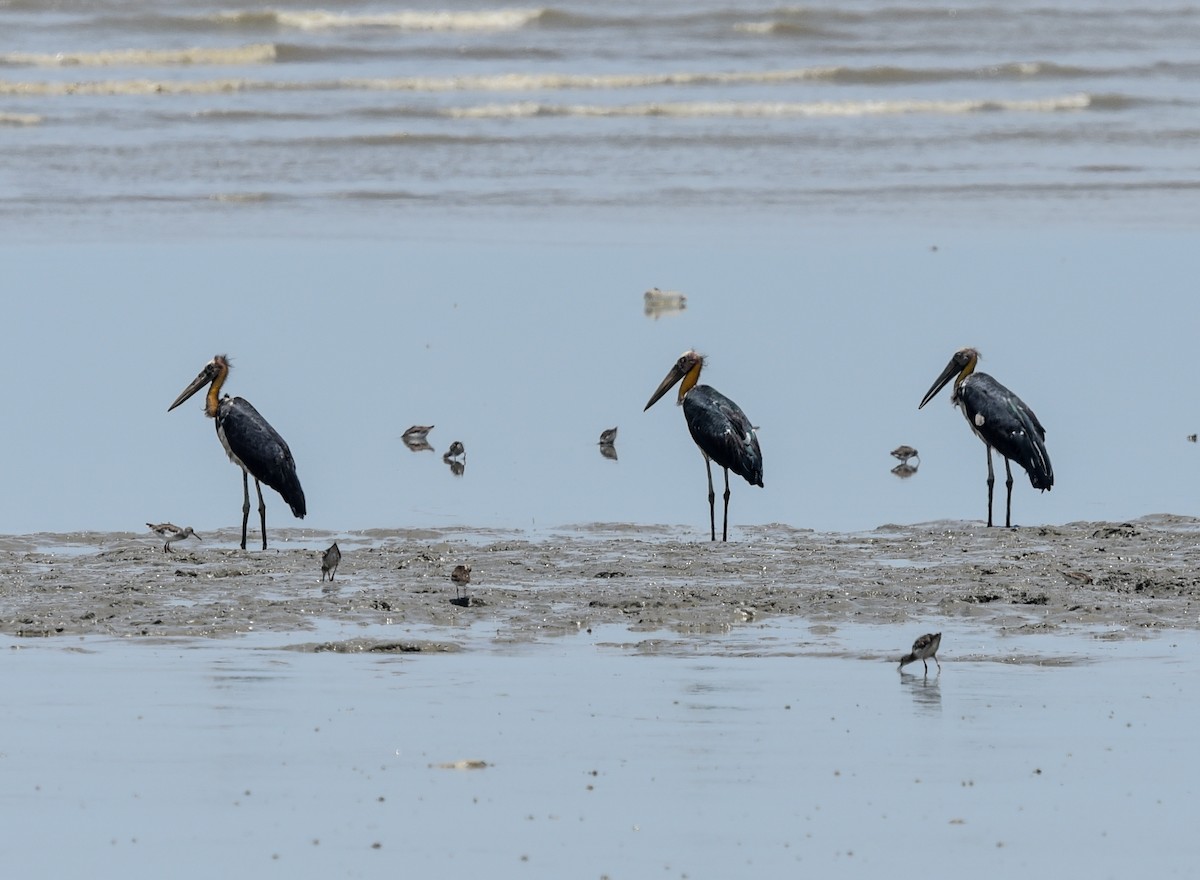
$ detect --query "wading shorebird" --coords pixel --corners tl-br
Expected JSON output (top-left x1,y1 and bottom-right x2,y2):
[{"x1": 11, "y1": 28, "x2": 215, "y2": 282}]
[
  {"x1": 321, "y1": 542, "x2": 341, "y2": 582},
  {"x1": 402, "y1": 425, "x2": 435, "y2": 452},
  {"x1": 890, "y1": 445, "x2": 919, "y2": 465},
  {"x1": 599, "y1": 426, "x2": 618, "y2": 460},
  {"x1": 146, "y1": 522, "x2": 201, "y2": 553},
  {"x1": 643, "y1": 287, "x2": 688, "y2": 320},
  {"x1": 168, "y1": 354, "x2": 306, "y2": 550},
  {"x1": 919, "y1": 347, "x2": 1052, "y2": 527},
  {"x1": 899, "y1": 632, "x2": 942, "y2": 673},
  {"x1": 644, "y1": 350, "x2": 763, "y2": 542},
  {"x1": 444, "y1": 440, "x2": 465, "y2": 460}
]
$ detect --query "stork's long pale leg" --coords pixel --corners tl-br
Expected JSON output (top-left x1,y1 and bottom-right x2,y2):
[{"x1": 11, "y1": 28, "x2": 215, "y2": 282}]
[
  {"x1": 255, "y1": 479, "x2": 268, "y2": 550},
  {"x1": 1004, "y1": 458, "x2": 1014, "y2": 528},
  {"x1": 722, "y1": 467, "x2": 731, "y2": 543},
  {"x1": 985, "y1": 447, "x2": 995, "y2": 528},
  {"x1": 704, "y1": 456, "x2": 717, "y2": 542},
  {"x1": 241, "y1": 470, "x2": 251, "y2": 550}
]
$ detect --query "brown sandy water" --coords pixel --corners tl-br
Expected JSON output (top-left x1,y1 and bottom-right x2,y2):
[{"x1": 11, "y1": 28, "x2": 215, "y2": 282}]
[{"x1": 4, "y1": 519, "x2": 1199, "y2": 877}]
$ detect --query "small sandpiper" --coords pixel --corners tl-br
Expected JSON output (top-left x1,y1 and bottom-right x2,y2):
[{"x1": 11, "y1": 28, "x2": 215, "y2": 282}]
[
  {"x1": 321, "y1": 542, "x2": 341, "y2": 582},
  {"x1": 899, "y1": 632, "x2": 942, "y2": 673},
  {"x1": 643, "y1": 287, "x2": 688, "y2": 319},
  {"x1": 147, "y1": 522, "x2": 201, "y2": 553},
  {"x1": 599, "y1": 426, "x2": 618, "y2": 460},
  {"x1": 450, "y1": 564, "x2": 473, "y2": 604},
  {"x1": 444, "y1": 440, "x2": 465, "y2": 460},
  {"x1": 402, "y1": 425, "x2": 435, "y2": 452},
  {"x1": 890, "y1": 445, "x2": 919, "y2": 465}
]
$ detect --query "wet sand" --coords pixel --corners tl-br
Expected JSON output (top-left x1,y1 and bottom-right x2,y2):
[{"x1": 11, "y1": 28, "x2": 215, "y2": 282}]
[{"x1": 6, "y1": 515, "x2": 1199, "y2": 646}]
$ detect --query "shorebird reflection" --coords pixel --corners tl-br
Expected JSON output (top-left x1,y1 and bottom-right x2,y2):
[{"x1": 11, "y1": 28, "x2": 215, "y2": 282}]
[{"x1": 891, "y1": 462, "x2": 919, "y2": 479}]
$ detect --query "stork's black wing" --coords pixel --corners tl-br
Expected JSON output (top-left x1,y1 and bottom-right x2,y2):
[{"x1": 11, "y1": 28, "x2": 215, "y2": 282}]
[
  {"x1": 683, "y1": 385, "x2": 764, "y2": 487},
  {"x1": 218, "y1": 396, "x2": 307, "y2": 517},
  {"x1": 958, "y1": 374, "x2": 1053, "y2": 491}
]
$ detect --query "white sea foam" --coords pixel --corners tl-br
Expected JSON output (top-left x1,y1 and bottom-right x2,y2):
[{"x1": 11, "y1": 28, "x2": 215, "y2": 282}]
[
  {"x1": 445, "y1": 94, "x2": 1093, "y2": 119},
  {"x1": 0, "y1": 111, "x2": 41, "y2": 125},
  {"x1": 344, "y1": 68, "x2": 843, "y2": 91},
  {"x1": 1, "y1": 44, "x2": 278, "y2": 67},
  {"x1": 258, "y1": 8, "x2": 544, "y2": 31}
]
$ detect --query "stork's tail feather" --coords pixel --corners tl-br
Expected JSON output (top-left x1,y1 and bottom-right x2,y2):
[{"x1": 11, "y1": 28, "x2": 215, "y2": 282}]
[
  {"x1": 1016, "y1": 407, "x2": 1053, "y2": 491},
  {"x1": 286, "y1": 487, "x2": 307, "y2": 519}
]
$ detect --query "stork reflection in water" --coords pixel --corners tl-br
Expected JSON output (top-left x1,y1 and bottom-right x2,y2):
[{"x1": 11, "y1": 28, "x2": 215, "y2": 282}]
[
  {"x1": 919, "y1": 347, "x2": 1052, "y2": 527},
  {"x1": 169, "y1": 355, "x2": 306, "y2": 550},
  {"x1": 644, "y1": 350, "x2": 763, "y2": 541}
]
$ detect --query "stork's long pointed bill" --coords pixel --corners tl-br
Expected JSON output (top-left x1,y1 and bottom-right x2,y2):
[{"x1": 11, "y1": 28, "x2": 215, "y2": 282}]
[
  {"x1": 168, "y1": 369, "x2": 212, "y2": 412},
  {"x1": 644, "y1": 363, "x2": 686, "y2": 411},
  {"x1": 918, "y1": 357, "x2": 961, "y2": 410}
]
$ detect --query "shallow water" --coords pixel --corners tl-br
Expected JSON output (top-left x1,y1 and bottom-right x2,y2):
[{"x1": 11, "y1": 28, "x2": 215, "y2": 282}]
[
  {"x1": 5, "y1": 618, "x2": 1197, "y2": 877},
  {"x1": 4, "y1": 0, "x2": 1200, "y2": 538}
]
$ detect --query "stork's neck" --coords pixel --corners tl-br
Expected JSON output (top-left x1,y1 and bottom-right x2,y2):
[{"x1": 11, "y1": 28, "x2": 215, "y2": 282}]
[
  {"x1": 954, "y1": 353, "x2": 978, "y2": 390},
  {"x1": 205, "y1": 362, "x2": 229, "y2": 418},
  {"x1": 678, "y1": 360, "x2": 703, "y2": 403}
]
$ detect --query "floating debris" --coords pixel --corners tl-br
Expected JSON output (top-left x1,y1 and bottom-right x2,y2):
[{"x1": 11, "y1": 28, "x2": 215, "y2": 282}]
[
  {"x1": 146, "y1": 522, "x2": 201, "y2": 553},
  {"x1": 643, "y1": 287, "x2": 687, "y2": 319},
  {"x1": 321, "y1": 542, "x2": 341, "y2": 582},
  {"x1": 899, "y1": 632, "x2": 942, "y2": 673}
]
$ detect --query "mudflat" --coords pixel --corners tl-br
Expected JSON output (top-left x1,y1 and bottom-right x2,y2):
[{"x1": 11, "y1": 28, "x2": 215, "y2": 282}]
[{"x1": 4, "y1": 516, "x2": 1197, "y2": 645}]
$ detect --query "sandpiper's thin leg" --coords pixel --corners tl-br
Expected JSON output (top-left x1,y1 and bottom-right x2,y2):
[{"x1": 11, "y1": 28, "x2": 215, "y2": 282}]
[
  {"x1": 1004, "y1": 457, "x2": 1014, "y2": 528},
  {"x1": 985, "y1": 447, "x2": 995, "y2": 528},
  {"x1": 255, "y1": 478, "x2": 268, "y2": 550},
  {"x1": 241, "y1": 470, "x2": 251, "y2": 550},
  {"x1": 704, "y1": 457, "x2": 716, "y2": 542},
  {"x1": 722, "y1": 467, "x2": 731, "y2": 542}
]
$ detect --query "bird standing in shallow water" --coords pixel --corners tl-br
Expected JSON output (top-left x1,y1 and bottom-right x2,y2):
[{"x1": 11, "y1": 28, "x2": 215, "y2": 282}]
[
  {"x1": 899, "y1": 632, "x2": 942, "y2": 673},
  {"x1": 147, "y1": 522, "x2": 201, "y2": 553},
  {"x1": 644, "y1": 350, "x2": 763, "y2": 542},
  {"x1": 919, "y1": 347, "x2": 1052, "y2": 527},
  {"x1": 401, "y1": 425, "x2": 435, "y2": 452},
  {"x1": 168, "y1": 355, "x2": 306, "y2": 550},
  {"x1": 890, "y1": 445, "x2": 919, "y2": 465}
]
